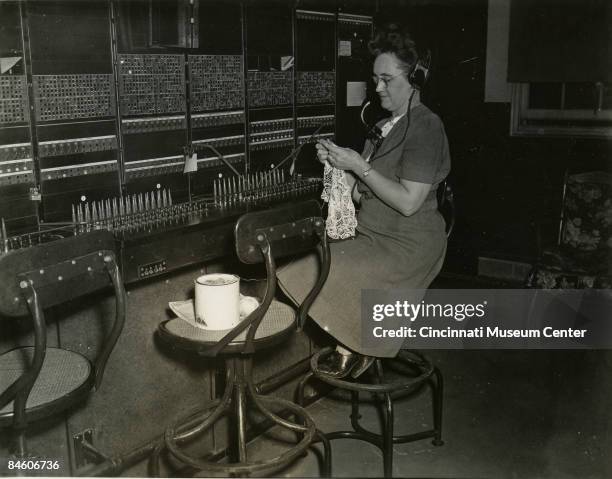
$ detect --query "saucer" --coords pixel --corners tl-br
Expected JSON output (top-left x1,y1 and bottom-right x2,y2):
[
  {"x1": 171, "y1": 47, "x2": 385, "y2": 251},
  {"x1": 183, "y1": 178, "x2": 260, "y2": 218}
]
[{"x1": 169, "y1": 295, "x2": 259, "y2": 331}]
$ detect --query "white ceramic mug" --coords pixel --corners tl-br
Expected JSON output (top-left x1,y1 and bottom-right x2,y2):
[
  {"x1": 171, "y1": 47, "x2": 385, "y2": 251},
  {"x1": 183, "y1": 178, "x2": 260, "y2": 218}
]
[{"x1": 194, "y1": 274, "x2": 240, "y2": 330}]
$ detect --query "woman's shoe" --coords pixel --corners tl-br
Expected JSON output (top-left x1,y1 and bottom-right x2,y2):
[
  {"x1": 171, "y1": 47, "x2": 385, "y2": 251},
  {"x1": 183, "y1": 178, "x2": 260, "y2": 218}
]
[
  {"x1": 318, "y1": 351, "x2": 359, "y2": 378},
  {"x1": 351, "y1": 355, "x2": 375, "y2": 378}
]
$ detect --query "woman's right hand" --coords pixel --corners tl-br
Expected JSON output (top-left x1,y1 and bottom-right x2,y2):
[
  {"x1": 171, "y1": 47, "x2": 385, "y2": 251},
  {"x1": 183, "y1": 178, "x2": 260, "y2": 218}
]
[{"x1": 315, "y1": 142, "x2": 330, "y2": 164}]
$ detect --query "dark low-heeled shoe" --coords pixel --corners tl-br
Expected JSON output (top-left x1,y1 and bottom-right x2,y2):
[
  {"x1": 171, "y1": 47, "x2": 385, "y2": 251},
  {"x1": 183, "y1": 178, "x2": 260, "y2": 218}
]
[
  {"x1": 318, "y1": 351, "x2": 359, "y2": 378},
  {"x1": 351, "y1": 355, "x2": 375, "y2": 378}
]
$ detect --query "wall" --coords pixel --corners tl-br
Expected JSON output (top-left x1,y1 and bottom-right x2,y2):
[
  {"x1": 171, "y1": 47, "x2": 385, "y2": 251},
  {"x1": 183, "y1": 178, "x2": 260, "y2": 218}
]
[{"x1": 380, "y1": 0, "x2": 611, "y2": 274}]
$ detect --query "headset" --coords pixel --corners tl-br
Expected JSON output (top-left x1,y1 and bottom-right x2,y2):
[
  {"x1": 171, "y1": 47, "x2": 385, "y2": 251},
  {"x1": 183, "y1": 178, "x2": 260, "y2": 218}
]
[
  {"x1": 408, "y1": 49, "x2": 431, "y2": 91},
  {"x1": 361, "y1": 49, "x2": 432, "y2": 154}
]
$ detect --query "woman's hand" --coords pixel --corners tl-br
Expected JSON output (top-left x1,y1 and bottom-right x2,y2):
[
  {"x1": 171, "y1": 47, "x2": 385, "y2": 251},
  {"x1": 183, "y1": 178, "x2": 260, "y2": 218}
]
[
  {"x1": 317, "y1": 141, "x2": 430, "y2": 217},
  {"x1": 316, "y1": 139, "x2": 368, "y2": 173},
  {"x1": 315, "y1": 142, "x2": 331, "y2": 164}
]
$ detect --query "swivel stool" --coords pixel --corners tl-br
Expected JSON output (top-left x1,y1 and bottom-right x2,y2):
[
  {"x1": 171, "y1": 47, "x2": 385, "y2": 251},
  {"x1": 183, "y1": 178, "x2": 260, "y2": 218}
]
[
  {"x1": 298, "y1": 348, "x2": 443, "y2": 477},
  {"x1": 150, "y1": 200, "x2": 331, "y2": 477},
  {"x1": 296, "y1": 180, "x2": 454, "y2": 477}
]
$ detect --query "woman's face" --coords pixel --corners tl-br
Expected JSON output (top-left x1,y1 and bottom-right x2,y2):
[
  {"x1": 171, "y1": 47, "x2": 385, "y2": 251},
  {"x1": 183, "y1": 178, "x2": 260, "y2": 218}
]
[{"x1": 372, "y1": 52, "x2": 414, "y2": 116}]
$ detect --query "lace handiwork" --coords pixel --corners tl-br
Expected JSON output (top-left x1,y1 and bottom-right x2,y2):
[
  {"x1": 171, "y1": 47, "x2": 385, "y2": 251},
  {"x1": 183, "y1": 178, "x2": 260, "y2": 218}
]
[
  {"x1": 321, "y1": 161, "x2": 358, "y2": 239},
  {"x1": 320, "y1": 116, "x2": 404, "y2": 240}
]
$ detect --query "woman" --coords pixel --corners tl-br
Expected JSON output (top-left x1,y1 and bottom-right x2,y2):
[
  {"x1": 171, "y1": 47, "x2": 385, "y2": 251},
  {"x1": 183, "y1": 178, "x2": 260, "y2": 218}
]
[{"x1": 278, "y1": 24, "x2": 451, "y2": 378}]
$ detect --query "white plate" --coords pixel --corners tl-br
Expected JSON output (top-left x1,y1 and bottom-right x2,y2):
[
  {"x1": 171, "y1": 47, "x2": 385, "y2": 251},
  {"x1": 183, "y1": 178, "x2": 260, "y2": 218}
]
[
  {"x1": 168, "y1": 299, "x2": 208, "y2": 328},
  {"x1": 169, "y1": 296, "x2": 259, "y2": 331}
]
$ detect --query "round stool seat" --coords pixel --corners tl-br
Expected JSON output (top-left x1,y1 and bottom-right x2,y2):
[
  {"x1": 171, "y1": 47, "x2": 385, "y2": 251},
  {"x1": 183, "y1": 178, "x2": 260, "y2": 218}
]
[
  {"x1": 159, "y1": 300, "x2": 296, "y2": 353},
  {"x1": 311, "y1": 348, "x2": 435, "y2": 392},
  {"x1": 0, "y1": 347, "x2": 93, "y2": 426}
]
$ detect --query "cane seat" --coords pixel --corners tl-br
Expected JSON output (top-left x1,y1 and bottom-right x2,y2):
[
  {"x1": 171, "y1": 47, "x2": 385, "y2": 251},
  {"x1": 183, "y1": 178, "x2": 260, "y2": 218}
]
[
  {"x1": 158, "y1": 300, "x2": 296, "y2": 353},
  {"x1": 0, "y1": 347, "x2": 93, "y2": 426}
]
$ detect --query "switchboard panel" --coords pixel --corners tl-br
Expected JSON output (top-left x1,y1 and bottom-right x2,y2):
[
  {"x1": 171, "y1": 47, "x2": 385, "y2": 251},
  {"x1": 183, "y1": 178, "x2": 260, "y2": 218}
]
[
  {"x1": 187, "y1": 2, "x2": 246, "y2": 198},
  {"x1": 0, "y1": 76, "x2": 29, "y2": 124},
  {"x1": 245, "y1": 4, "x2": 295, "y2": 172},
  {"x1": 189, "y1": 55, "x2": 244, "y2": 112},
  {"x1": 118, "y1": 54, "x2": 186, "y2": 116},
  {"x1": 115, "y1": 23, "x2": 189, "y2": 199},
  {"x1": 0, "y1": 2, "x2": 36, "y2": 233},
  {"x1": 33, "y1": 74, "x2": 115, "y2": 121},
  {"x1": 247, "y1": 71, "x2": 293, "y2": 108},
  {"x1": 24, "y1": 1, "x2": 121, "y2": 223},
  {"x1": 0, "y1": 0, "x2": 368, "y2": 269},
  {"x1": 297, "y1": 71, "x2": 336, "y2": 105},
  {"x1": 295, "y1": 9, "x2": 337, "y2": 177}
]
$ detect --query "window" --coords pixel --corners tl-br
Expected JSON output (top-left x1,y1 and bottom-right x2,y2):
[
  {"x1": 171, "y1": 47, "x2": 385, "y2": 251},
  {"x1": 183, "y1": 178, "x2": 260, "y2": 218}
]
[{"x1": 511, "y1": 82, "x2": 612, "y2": 138}]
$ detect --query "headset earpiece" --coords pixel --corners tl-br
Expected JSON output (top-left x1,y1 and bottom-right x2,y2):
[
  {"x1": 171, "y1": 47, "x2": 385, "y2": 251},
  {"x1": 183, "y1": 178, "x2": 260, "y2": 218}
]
[{"x1": 408, "y1": 50, "x2": 431, "y2": 90}]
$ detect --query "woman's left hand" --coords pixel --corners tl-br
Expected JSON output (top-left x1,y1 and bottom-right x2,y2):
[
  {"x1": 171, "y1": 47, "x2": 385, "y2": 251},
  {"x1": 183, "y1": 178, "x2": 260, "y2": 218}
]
[{"x1": 319, "y1": 139, "x2": 367, "y2": 173}]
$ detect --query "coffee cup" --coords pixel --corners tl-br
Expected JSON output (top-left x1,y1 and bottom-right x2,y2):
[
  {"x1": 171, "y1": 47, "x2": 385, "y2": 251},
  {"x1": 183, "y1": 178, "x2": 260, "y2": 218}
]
[{"x1": 194, "y1": 274, "x2": 240, "y2": 330}]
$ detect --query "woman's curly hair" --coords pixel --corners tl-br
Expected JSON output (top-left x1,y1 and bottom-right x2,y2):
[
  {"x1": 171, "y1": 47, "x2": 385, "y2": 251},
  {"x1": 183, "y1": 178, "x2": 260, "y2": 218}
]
[{"x1": 368, "y1": 22, "x2": 419, "y2": 77}]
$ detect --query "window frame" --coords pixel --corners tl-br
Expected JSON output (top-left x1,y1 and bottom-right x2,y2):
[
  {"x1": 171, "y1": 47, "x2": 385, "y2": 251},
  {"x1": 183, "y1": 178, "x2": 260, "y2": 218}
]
[{"x1": 510, "y1": 83, "x2": 612, "y2": 139}]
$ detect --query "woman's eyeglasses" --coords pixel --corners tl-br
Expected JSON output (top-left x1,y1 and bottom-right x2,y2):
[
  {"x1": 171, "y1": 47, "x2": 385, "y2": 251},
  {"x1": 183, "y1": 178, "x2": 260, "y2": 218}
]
[{"x1": 371, "y1": 72, "x2": 403, "y2": 88}]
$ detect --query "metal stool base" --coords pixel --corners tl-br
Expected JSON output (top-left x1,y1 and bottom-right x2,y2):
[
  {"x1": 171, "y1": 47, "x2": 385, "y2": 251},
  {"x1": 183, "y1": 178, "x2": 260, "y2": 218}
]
[
  {"x1": 298, "y1": 348, "x2": 444, "y2": 478},
  {"x1": 150, "y1": 356, "x2": 331, "y2": 477}
]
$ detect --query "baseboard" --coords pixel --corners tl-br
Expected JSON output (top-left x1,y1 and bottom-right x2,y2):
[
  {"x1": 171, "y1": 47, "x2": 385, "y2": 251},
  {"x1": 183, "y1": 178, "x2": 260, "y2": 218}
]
[{"x1": 478, "y1": 256, "x2": 532, "y2": 283}]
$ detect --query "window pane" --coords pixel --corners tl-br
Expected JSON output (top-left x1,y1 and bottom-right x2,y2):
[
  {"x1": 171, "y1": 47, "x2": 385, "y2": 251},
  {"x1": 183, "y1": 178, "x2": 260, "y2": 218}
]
[
  {"x1": 528, "y1": 82, "x2": 562, "y2": 109},
  {"x1": 564, "y1": 82, "x2": 594, "y2": 110}
]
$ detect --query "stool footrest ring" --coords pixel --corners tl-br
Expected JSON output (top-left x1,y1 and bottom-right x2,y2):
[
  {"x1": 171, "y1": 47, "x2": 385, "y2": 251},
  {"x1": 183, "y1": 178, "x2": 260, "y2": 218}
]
[
  {"x1": 161, "y1": 392, "x2": 317, "y2": 477},
  {"x1": 299, "y1": 348, "x2": 444, "y2": 478}
]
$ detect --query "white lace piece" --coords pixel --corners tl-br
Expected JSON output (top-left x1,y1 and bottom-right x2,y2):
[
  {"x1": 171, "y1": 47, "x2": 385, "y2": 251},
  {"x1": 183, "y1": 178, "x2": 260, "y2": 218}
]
[
  {"x1": 321, "y1": 161, "x2": 358, "y2": 239},
  {"x1": 320, "y1": 117, "x2": 404, "y2": 240}
]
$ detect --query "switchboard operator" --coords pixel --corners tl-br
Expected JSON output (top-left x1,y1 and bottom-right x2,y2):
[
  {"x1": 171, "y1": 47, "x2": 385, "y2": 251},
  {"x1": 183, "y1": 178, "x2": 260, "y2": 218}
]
[{"x1": 278, "y1": 23, "x2": 451, "y2": 378}]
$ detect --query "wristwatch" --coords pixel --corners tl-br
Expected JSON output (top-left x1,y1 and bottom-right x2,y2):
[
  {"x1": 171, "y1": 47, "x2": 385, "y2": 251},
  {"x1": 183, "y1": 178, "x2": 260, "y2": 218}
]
[{"x1": 362, "y1": 166, "x2": 373, "y2": 177}]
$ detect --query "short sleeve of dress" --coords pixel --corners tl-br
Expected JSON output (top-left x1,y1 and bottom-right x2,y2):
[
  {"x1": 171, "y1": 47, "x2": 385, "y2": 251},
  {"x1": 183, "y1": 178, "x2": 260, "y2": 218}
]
[{"x1": 395, "y1": 112, "x2": 450, "y2": 185}]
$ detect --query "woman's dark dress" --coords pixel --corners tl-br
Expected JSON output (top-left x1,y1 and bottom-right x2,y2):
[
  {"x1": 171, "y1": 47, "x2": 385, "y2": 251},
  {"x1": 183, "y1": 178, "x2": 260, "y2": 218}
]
[{"x1": 278, "y1": 104, "x2": 451, "y2": 357}]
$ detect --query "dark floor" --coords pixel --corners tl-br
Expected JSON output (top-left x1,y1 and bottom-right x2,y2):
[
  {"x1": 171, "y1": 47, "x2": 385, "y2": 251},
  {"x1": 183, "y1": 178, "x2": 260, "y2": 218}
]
[
  {"x1": 242, "y1": 274, "x2": 612, "y2": 478},
  {"x1": 245, "y1": 348, "x2": 611, "y2": 478}
]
